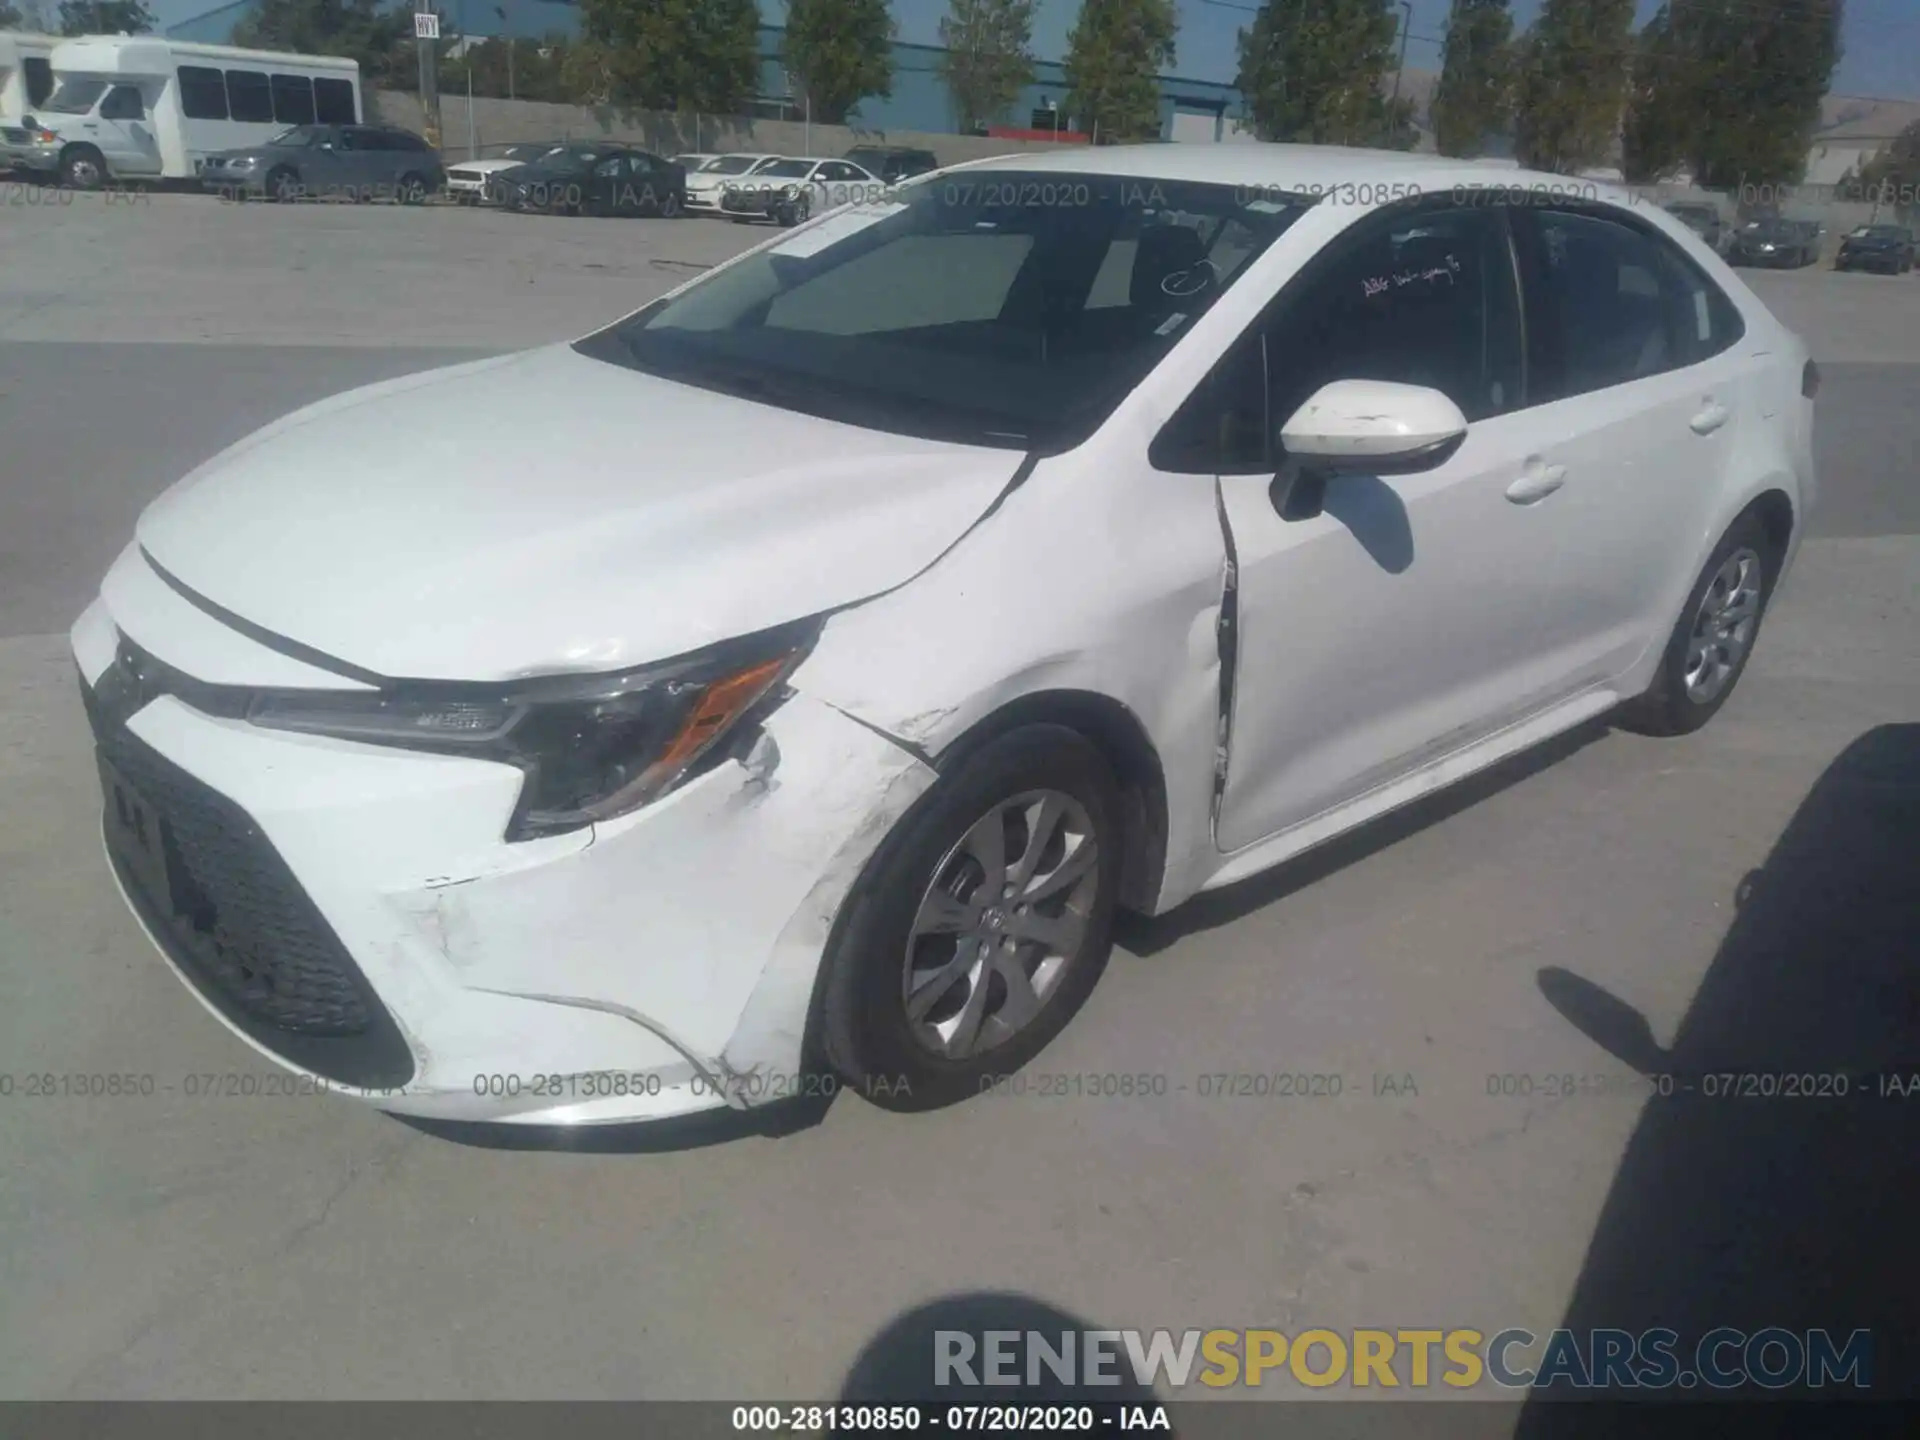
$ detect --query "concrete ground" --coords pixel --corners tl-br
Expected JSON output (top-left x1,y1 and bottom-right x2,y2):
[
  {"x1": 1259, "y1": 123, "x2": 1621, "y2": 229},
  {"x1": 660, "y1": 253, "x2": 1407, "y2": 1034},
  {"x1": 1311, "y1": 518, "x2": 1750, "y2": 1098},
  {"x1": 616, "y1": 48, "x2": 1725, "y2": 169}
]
[{"x1": 1, "y1": 193, "x2": 1916, "y2": 1403}]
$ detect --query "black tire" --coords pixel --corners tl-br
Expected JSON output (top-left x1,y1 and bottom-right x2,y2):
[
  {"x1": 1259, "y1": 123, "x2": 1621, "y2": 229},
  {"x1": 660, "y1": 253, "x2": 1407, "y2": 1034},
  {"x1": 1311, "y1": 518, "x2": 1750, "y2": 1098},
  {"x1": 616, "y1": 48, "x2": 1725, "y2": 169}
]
[
  {"x1": 266, "y1": 166, "x2": 301, "y2": 203},
  {"x1": 819, "y1": 725, "x2": 1123, "y2": 1112},
  {"x1": 659, "y1": 190, "x2": 682, "y2": 218},
  {"x1": 1617, "y1": 512, "x2": 1779, "y2": 737},
  {"x1": 777, "y1": 193, "x2": 811, "y2": 228},
  {"x1": 59, "y1": 146, "x2": 106, "y2": 191},
  {"x1": 396, "y1": 172, "x2": 427, "y2": 205}
]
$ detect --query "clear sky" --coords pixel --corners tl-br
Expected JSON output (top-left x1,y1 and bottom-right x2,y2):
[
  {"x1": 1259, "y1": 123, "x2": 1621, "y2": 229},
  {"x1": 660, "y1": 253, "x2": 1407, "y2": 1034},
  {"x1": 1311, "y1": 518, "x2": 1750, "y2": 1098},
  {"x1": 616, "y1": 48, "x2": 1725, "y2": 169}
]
[{"x1": 139, "y1": 0, "x2": 1918, "y2": 101}]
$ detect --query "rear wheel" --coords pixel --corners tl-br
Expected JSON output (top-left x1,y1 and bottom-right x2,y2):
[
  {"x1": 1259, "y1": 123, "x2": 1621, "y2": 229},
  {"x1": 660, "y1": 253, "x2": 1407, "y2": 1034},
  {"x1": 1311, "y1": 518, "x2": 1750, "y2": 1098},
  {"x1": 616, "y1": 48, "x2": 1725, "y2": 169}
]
[
  {"x1": 1617, "y1": 513, "x2": 1777, "y2": 737},
  {"x1": 659, "y1": 190, "x2": 682, "y2": 218},
  {"x1": 396, "y1": 172, "x2": 427, "y2": 205},
  {"x1": 820, "y1": 726, "x2": 1122, "y2": 1112},
  {"x1": 267, "y1": 166, "x2": 301, "y2": 203}
]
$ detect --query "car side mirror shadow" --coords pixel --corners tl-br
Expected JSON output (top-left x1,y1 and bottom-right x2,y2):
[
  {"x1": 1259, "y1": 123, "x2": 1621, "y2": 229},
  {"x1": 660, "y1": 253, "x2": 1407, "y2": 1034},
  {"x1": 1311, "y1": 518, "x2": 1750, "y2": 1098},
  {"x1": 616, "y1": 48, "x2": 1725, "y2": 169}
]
[{"x1": 1270, "y1": 380, "x2": 1469, "y2": 522}]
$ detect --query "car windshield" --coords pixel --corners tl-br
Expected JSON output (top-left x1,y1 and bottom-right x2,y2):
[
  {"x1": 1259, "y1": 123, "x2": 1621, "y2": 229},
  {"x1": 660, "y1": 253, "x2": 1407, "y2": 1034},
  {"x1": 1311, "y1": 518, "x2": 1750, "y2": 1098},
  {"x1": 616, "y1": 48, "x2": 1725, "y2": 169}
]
[
  {"x1": 704, "y1": 155, "x2": 767, "y2": 176},
  {"x1": 1668, "y1": 206, "x2": 1712, "y2": 221},
  {"x1": 498, "y1": 143, "x2": 557, "y2": 160},
  {"x1": 579, "y1": 173, "x2": 1311, "y2": 451},
  {"x1": 42, "y1": 77, "x2": 108, "y2": 114},
  {"x1": 1852, "y1": 225, "x2": 1904, "y2": 238},
  {"x1": 266, "y1": 126, "x2": 320, "y2": 148},
  {"x1": 759, "y1": 159, "x2": 816, "y2": 179},
  {"x1": 526, "y1": 149, "x2": 596, "y2": 172}
]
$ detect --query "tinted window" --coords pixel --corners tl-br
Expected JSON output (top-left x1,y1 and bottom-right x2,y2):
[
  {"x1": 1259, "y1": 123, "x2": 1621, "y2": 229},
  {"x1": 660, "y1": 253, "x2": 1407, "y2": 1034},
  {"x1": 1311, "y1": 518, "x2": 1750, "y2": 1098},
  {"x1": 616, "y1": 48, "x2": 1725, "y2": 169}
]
[
  {"x1": 586, "y1": 175, "x2": 1309, "y2": 450},
  {"x1": 100, "y1": 85, "x2": 144, "y2": 120},
  {"x1": 1155, "y1": 205, "x2": 1523, "y2": 475},
  {"x1": 23, "y1": 56, "x2": 54, "y2": 108},
  {"x1": 177, "y1": 66, "x2": 228, "y2": 119},
  {"x1": 314, "y1": 76, "x2": 355, "y2": 123},
  {"x1": 270, "y1": 73, "x2": 315, "y2": 125},
  {"x1": 1521, "y1": 208, "x2": 1742, "y2": 402},
  {"x1": 227, "y1": 70, "x2": 272, "y2": 122}
]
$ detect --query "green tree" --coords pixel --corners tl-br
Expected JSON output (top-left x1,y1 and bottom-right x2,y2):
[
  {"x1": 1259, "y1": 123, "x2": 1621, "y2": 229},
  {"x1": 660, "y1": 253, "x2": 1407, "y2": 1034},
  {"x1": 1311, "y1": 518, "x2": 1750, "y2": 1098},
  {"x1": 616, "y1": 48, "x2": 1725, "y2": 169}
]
[
  {"x1": 1511, "y1": 0, "x2": 1635, "y2": 173},
  {"x1": 57, "y1": 0, "x2": 154, "y2": 34},
  {"x1": 1853, "y1": 118, "x2": 1920, "y2": 216},
  {"x1": 1620, "y1": 5, "x2": 1697, "y2": 182},
  {"x1": 783, "y1": 0, "x2": 894, "y2": 125},
  {"x1": 1685, "y1": 0, "x2": 1842, "y2": 190},
  {"x1": 939, "y1": 0, "x2": 1037, "y2": 134},
  {"x1": 234, "y1": 0, "x2": 410, "y2": 86},
  {"x1": 1062, "y1": 0, "x2": 1177, "y2": 142},
  {"x1": 1431, "y1": 0, "x2": 1513, "y2": 157},
  {"x1": 573, "y1": 0, "x2": 758, "y2": 113},
  {"x1": 0, "y1": 3, "x2": 25, "y2": 28},
  {"x1": 442, "y1": 33, "x2": 579, "y2": 104},
  {"x1": 1236, "y1": 0, "x2": 1401, "y2": 147}
]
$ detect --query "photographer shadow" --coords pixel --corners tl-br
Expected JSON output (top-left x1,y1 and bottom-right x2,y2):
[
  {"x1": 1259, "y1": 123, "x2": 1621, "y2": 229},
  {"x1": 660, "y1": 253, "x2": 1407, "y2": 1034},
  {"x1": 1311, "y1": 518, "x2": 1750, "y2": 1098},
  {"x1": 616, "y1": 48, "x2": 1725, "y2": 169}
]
[{"x1": 1515, "y1": 724, "x2": 1920, "y2": 1432}]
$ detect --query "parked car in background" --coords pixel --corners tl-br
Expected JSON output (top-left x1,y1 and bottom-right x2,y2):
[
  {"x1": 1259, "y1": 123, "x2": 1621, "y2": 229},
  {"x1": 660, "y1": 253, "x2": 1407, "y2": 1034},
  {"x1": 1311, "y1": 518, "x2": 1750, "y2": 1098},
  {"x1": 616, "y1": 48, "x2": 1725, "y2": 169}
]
[
  {"x1": 842, "y1": 143, "x2": 938, "y2": 183},
  {"x1": 73, "y1": 148, "x2": 1815, "y2": 1125},
  {"x1": 1834, "y1": 223, "x2": 1916, "y2": 274},
  {"x1": 720, "y1": 155, "x2": 883, "y2": 226},
  {"x1": 1664, "y1": 201, "x2": 1726, "y2": 252},
  {"x1": 498, "y1": 145, "x2": 685, "y2": 217},
  {"x1": 1726, "y1": 217, "x2": 1820, "y2": 268},
  {"x1": 683, "y1": 152, "x2": 784, "y2": 214},
  {"x1": 14, "y1": 36, "x2": 361, "y2": 189},
  {"x1": 671, "y1": 152, "x2": 717, "y2": 172},
  {"x1": 445, "y1": 141, "x2": 565, "y2": 204},
  {"x1": 198, "y1": 122, "x2": 441, "y2": 202}
]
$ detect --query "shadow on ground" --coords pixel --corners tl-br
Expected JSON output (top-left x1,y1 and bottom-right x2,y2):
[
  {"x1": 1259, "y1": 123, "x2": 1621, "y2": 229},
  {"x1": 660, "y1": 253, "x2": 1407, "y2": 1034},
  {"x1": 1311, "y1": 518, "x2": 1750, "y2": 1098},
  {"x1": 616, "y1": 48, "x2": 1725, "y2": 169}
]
[{"x1": 1516, "y1": 723, "x2": 1920, "y2": 1431}]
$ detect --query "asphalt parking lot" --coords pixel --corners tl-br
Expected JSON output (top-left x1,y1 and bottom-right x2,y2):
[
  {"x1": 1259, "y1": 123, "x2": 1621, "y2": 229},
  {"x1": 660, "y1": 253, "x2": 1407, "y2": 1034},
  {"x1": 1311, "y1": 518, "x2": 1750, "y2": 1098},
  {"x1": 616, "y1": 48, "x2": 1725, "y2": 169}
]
[{"x1": 2, "y1": 192, "x2": 1917, "y2": 1403}]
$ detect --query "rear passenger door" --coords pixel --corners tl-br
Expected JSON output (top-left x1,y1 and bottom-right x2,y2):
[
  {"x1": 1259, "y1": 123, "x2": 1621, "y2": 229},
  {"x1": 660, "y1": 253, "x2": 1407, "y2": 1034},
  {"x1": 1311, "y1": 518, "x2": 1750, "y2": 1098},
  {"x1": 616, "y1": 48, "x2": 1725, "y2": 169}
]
[{"x1": 1506, "y1": 206, "x2": 1753, "y2": 690}]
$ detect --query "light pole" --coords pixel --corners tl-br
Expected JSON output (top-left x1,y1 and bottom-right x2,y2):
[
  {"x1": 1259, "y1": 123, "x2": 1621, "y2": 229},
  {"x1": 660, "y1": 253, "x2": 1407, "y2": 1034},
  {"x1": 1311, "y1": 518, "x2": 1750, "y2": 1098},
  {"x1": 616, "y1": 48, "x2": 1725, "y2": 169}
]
[{"x1": 1390, "y1": 0, "x2": 1413, "y2": 109}]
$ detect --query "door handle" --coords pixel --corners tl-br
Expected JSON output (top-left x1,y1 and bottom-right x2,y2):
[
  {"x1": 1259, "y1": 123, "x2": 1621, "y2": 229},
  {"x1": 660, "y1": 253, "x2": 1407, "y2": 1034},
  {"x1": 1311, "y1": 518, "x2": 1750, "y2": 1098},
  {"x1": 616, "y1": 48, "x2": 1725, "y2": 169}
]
[
  {"x1": 1691, "y1": 402, "x2": 1730, "y2": 435},
  {"x1": 1506, "y1": 462, "x2": 1567, "y2": 505}
]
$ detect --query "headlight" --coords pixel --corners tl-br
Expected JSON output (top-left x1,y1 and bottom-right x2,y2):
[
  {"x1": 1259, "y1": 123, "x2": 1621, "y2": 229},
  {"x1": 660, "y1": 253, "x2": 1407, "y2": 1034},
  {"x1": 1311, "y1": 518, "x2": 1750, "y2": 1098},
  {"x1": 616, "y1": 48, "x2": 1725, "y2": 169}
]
[
  {"x1": 782, "y1": 184, "x2": 799, "y2": 197},
  {"x1": 245, "y1": 621, "x2": 816, "y2": 840}
]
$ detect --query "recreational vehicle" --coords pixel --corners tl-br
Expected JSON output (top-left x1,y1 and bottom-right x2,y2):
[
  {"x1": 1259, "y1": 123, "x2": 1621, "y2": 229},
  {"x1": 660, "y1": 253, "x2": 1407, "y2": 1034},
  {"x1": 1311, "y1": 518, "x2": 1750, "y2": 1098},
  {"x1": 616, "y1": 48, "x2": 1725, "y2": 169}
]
[
  {"x1": 0, "y1": 32, "x2": 57, "y2": 172},
  {"x1": 12, "y1": 37, "x2": 360, "y2": 188}
]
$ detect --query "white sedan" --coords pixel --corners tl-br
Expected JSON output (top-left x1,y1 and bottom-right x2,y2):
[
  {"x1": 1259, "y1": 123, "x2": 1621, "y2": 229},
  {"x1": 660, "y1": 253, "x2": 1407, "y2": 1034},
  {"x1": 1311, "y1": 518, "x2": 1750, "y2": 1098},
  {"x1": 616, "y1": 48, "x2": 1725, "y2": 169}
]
[
  {"x1": 682, "y1": 152, "x2": 784, "y2": 215},
  {"x1": 443, "y1": 141, "x2": 566, "y2": 204},
  {"x1": 717, "y1": 155, "x2": 886, "y2": 226},
  {"x1": 75, "y1": 146, "x2": 1814, "y2": 1126}
]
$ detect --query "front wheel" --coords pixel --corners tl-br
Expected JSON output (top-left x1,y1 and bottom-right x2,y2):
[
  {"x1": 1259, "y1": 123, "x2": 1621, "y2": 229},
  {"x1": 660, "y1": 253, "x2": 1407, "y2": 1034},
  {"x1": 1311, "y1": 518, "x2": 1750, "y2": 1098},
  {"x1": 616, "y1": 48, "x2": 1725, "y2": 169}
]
[
  {"x1": 776, "y1": 193, "x2": 811, "y2": 228},
  {"x1": 1617, "y1": 513, "x2": 1776, "y2": 737},
  {"x1": 59, "y1": 146, "x2": 106, "y2": 190},
  {"x1": 820, "y1": 725, "x2": 1122, "y2": 1112},
  {"x1": 267, "y1": 166, "x2": 301, "y2": 203}
]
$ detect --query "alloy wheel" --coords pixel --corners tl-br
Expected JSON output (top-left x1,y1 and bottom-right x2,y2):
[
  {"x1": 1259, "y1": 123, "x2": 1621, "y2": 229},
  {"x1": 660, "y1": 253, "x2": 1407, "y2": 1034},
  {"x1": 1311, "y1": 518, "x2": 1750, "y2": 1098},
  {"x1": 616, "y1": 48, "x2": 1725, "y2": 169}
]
[
  {"x1": 901, "y1": 790, "x2": 1100, "y2": 1061},
  {"x1": 1683, "y1": 547, "x2": 1764, "y2": 704}
]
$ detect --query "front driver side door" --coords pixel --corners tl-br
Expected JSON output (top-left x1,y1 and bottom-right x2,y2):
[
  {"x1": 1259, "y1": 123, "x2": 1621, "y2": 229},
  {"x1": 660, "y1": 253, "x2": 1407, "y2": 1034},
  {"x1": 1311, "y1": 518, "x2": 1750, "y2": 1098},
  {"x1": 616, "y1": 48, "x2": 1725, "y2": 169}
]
[
  {"x1": 96, "y1": 83, "x2": 161, "y2": 176},
  {"x1": 1166, "y1": 202, "x2": 1581, "y2": 853}
]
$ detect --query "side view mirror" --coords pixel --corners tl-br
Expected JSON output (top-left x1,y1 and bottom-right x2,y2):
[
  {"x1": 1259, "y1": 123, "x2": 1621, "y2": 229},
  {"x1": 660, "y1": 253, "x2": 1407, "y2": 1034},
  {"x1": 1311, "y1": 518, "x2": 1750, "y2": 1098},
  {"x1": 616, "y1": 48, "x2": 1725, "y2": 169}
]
[{"x1": 1272, "y1": 379, "x2": 1469, "y2": 522}]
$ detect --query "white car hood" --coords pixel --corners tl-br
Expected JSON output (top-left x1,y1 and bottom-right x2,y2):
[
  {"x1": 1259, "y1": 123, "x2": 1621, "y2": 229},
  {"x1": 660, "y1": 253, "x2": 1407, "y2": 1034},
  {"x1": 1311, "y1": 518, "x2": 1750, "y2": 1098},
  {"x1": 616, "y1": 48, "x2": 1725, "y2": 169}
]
[
  {"x1": 135, "y1": 344, "x2": 1023, "y2": 683},
  {"x1": 449, "y1": 158, "x2": 528, "y2": 174}
]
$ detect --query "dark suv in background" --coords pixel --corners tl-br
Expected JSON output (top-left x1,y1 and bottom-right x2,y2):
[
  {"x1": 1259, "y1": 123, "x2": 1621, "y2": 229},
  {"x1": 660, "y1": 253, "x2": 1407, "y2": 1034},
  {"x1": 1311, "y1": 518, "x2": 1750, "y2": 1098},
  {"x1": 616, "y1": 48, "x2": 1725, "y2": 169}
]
[
  {"x1": 842, "y1": 144, "x2": 938, "y2": 183},
  {"x1": 199, "y1": 124, "x2": 444, "y2": 203}
]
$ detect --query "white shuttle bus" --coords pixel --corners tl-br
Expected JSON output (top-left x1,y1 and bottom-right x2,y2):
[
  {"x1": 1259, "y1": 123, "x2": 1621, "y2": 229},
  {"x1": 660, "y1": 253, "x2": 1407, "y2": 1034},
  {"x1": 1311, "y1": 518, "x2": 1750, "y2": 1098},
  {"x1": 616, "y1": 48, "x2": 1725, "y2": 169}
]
[{"x1": 17, "y1": 37, "x2": 360, "y2": 188}]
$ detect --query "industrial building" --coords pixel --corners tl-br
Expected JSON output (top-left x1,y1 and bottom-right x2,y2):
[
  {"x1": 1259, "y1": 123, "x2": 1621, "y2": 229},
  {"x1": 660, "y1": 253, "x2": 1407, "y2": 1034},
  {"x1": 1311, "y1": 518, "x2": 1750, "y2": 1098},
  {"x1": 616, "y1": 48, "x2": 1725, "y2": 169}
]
[{"x1": 162, "y1": 1, "x2": 1250, "y2": 141}]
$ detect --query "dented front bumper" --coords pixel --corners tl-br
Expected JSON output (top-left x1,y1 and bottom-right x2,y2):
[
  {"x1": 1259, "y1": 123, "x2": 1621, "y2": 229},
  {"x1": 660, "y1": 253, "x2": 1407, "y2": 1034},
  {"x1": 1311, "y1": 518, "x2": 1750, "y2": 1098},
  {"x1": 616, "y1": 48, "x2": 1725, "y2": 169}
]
[{"x1": 72, "y1": 595, "x2": 936, "y2": 1126}]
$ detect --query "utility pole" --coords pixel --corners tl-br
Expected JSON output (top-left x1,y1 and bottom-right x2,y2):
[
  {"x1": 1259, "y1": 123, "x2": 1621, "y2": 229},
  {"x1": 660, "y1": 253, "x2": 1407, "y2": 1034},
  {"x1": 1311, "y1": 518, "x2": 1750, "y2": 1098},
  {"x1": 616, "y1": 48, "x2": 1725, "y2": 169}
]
[
  {"x1": 1390, "y1": 0, "x2": 1413, "y2": 108},
  {"x1": 415, "y1": 6, "x2": 441, "y2": 147}
]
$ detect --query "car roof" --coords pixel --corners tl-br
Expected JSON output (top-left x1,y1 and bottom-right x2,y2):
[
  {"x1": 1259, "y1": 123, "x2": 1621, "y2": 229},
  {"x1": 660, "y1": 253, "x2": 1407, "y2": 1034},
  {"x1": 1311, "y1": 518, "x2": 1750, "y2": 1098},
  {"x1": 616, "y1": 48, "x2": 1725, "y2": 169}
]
[{"x1": 946, "y1": 143, "x2": 1645, "y2": 206}]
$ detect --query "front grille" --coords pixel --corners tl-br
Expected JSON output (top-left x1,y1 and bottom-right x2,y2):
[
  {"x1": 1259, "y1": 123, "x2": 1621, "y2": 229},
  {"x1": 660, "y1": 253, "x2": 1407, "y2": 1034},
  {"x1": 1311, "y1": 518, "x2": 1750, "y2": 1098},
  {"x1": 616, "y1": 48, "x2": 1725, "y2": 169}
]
[
  {"x1": 2, "y1": 127, "x2": 29, "y2": 144},
  {"x1": 448, "y1": 168, "x2": 481, "y2": 183},
  {"x1": 86, "y1": 649, "x2": 415, "y2": 1089}
]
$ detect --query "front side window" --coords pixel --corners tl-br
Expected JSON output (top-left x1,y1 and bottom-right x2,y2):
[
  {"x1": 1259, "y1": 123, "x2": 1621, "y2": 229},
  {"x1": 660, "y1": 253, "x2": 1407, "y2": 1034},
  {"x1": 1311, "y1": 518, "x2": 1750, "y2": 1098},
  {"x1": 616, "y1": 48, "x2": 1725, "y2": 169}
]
[
  {"x1": 759, "y1": 159, "x2": 816, "y2": 180},
  {"x1": 1519, "y1": 208, "x2": 1742, "y2": 403},
  {"x1": 99, "y1": 84, "x2": 145, "y2": 120},
  {"x1": 580, "y1": 174, "x2": 1312, "y2": 451},
  {"x1": 43, "y1": 77, "x2": 108, "y2": 114},
  {"x1": 1155, "y1": 204, "x2": 1523, "y2": 474},
  {"x1": 178, "y1": 65, "x2": 228, "y2": 120}
]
